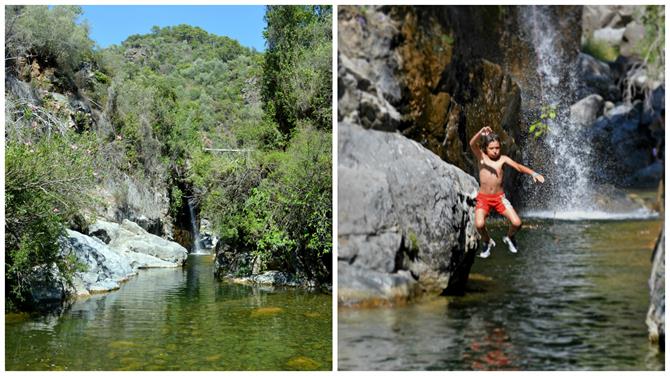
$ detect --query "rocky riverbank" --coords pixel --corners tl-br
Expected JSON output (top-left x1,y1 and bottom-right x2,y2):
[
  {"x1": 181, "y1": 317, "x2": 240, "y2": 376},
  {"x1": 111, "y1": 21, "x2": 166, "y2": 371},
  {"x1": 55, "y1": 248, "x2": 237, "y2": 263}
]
[{"x1": 26, "y1": 219, "x2": 188, "y2": 308}]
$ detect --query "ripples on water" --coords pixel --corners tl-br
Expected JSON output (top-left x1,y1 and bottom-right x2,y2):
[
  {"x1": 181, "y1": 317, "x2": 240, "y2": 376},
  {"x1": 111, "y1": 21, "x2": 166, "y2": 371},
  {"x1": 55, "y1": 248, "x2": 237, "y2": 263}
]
[
  {"x1": 5, "y1": 255, "x2": 332, "y2": 371},
  {"x1": 338, "y1": 219, "x2": 663, "y2": 371}
]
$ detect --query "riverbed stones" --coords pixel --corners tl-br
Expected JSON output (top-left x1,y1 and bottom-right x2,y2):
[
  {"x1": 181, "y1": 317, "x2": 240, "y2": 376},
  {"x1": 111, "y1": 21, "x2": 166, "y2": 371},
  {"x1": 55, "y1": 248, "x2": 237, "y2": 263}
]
[{"x1": 338, "y1": 122, "x2": 479, "y2": 306}]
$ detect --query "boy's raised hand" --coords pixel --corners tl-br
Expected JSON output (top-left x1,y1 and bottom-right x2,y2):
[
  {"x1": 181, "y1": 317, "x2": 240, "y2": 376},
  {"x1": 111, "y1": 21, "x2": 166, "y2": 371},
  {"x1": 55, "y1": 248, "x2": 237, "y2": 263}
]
[{"x1": 480, "y1": 126, "x2": 493, "y2": 136}]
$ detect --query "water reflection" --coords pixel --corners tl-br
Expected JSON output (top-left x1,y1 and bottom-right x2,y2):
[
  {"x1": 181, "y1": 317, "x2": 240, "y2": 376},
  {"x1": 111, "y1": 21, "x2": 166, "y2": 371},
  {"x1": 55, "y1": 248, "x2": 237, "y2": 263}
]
[
  {"x1": 6, "y1": 255, "x2": 332, "y2": 371},
  {"x1": 339, "y1": 219, "x2": 663, "y2": 371}
]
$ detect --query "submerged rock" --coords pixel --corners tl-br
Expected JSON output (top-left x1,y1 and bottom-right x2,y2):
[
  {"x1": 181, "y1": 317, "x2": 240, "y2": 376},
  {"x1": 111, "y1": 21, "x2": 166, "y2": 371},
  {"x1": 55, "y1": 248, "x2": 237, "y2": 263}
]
[
  {"x1": 286, "y1": 355, "x2": 321, "y2": 371},
  {"x1": 228, "y1": 271, "x2": 305, "y2": 288},
  {"x1": 338, "y1": 122, "x2": 479, "y2": 306},
  {"x1": 250, "y1": 307, "x2": 284, "y2": 317}
]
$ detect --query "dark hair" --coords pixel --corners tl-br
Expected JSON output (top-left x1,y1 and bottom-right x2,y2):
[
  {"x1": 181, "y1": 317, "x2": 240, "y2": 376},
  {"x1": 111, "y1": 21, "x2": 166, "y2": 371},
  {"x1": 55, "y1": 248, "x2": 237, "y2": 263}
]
[{"x1": 480, "y1": 132, "x2": 500, "y2": 150}]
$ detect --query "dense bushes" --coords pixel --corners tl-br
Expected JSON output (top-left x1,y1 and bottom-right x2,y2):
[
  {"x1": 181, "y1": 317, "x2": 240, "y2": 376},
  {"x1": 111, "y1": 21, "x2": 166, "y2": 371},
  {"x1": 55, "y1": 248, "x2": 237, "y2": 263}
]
[
  {"x1": 5, "y1": 134, "x2": 98, "y2": 309},
  {"x1": 262, "y1": 5, "x2": 332, "y2": 134},
  {"x1": 5, "y1": 6, "x2": 94, "y2": 75}
]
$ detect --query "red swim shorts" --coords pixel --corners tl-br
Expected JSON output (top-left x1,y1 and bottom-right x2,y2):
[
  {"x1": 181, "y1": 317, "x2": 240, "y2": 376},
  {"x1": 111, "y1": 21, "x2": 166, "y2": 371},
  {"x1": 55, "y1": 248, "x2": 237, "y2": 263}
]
[{"x1": 476, "y1": 192, "x2": 513, "y2": 215}]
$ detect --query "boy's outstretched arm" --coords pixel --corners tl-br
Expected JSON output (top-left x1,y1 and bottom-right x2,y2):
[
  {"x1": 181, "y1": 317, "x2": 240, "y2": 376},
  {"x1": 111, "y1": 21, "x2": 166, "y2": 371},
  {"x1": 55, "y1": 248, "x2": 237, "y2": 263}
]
[
  {"x1": 469, "y1": 126, "x2": 492, "y2": 161},
  {"x1": 502, "y1": 156, "x2": 546, "y2": 183}
]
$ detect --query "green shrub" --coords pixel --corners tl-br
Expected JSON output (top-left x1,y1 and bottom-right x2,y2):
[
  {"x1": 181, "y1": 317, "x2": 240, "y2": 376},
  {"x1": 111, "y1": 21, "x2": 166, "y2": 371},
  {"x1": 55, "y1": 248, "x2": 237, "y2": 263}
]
[
  {"x1": 5, "y1": 134, "x2": 97, "y2": 309},
  {"x1": 5, "y1": 6, "x2": 94, "y2": 74}
]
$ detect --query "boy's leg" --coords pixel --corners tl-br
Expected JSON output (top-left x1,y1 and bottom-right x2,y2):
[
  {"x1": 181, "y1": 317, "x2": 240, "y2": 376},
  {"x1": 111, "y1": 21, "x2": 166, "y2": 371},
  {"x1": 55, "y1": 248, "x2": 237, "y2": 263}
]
[
  {"x1": 500, "y1": 207, "x2": 522, "y2": 237},
  {"x1": 475, "y1": 208, "x2": 491, "y2": 242}
]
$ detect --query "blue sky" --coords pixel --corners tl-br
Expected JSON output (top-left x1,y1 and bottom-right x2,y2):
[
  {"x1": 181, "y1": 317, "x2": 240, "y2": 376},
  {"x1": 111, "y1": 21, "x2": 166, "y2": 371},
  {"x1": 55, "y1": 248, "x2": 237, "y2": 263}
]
[{"x1": 80, "y1": 5, "x2": 267, "y2": 51}]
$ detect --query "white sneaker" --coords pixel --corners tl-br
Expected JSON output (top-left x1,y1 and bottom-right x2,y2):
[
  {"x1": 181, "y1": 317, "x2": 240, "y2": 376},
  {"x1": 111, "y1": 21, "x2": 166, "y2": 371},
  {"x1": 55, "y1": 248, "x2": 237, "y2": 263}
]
[
  {"x1": 503, "y1": 236, "x2": 518, "y2": 253},
  {"x1": 479, "y1": 239, "x2": 496, "y2": 258}
]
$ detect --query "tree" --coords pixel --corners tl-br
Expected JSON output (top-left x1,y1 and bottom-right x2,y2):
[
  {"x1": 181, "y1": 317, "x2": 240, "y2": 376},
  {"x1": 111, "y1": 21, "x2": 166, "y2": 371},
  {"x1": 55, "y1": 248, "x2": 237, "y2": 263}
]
[{"x1": 262, "y1": 5, "x2": 332, "y2": 134}]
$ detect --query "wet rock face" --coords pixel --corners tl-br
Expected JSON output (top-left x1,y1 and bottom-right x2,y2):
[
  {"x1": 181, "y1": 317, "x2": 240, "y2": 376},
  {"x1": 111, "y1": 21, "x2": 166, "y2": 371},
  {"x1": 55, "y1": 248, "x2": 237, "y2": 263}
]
[
  {"x1": 646, "y1": 229, "x2": 665, "y2": 352},
  {"x1": 338, "y1": 122, "x2": 479, "y2": 306},
  {"x1": 587, "y1": 90, "x2": 664, "y2": 187}
]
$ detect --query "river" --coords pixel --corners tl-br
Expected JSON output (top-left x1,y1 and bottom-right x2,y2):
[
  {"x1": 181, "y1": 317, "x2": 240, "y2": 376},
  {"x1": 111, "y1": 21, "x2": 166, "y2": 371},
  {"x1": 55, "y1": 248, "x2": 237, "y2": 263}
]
[
  {"x1": 5, "y1": 254, "x2": 332, "y2": 371},
  {"x1": 339, "y1": 218, "x2": 663, "y2": 371}
]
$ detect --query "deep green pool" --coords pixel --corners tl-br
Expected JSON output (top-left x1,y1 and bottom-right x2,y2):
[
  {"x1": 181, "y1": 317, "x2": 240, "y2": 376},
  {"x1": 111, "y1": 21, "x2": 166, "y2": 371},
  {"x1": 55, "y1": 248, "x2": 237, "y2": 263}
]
[
  {"x1": 339, "y1": 218, "x2": 663, "y2": 371},
  {"x1": 5, "y1": 255, "x2": 332, "y2": 371}
]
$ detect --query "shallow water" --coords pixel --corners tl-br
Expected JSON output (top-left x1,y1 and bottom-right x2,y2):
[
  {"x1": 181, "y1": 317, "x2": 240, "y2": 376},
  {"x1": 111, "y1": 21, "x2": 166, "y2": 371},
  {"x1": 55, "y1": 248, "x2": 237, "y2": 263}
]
[
  {"x1": 5, "y1": 255, "x2": 332, "y2": 371},
  {"x1": 338, "y1": 219, "x2": 663, "y2": 371}
]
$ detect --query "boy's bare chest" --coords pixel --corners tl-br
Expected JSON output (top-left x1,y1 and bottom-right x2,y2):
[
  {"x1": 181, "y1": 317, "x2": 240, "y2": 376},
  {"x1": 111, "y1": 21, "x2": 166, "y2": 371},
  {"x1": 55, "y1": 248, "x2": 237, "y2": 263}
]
[{"x1": 479, "y1": 159, "x2": 505, "y2": 178}]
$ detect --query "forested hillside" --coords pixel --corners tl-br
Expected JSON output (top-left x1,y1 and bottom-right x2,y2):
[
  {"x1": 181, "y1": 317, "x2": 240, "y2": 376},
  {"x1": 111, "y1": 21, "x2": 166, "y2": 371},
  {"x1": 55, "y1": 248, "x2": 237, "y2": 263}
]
[{"x1": 5, "y1": 5, "x2": 332, "y2": 310}]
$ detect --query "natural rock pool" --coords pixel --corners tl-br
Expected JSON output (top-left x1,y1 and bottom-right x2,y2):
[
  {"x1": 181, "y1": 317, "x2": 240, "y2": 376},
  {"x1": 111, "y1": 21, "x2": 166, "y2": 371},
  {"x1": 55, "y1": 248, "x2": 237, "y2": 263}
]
[
  {"x1": 339, "y1": 218, "x2": 663, "y2": 371},
  {"x1": 5, "y1": 255, "x2": 332, "y2": 371}
]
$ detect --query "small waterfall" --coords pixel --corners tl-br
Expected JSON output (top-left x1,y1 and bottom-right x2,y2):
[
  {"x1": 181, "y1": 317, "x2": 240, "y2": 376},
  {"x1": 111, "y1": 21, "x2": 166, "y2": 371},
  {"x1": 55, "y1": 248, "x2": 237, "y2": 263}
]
[
  {"x1": 187, "y1": 197, "x2": 206, "y2": 254},
  {"x1": 520, "y1": 6, "x2": 594, "y2": 214}
]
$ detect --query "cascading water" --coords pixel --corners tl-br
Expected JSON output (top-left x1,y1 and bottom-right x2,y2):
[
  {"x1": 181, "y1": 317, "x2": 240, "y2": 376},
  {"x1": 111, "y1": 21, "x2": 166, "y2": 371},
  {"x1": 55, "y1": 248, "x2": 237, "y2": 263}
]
[
  {"x1": 519, "y1": 6, "x2": 593, "y2": 215},
  {"x1": 518, "y1": 7, "x2": 656, "y2": 220},
  {"x1": 187, "y1": 197, "x2": 207, "y2": 254}
]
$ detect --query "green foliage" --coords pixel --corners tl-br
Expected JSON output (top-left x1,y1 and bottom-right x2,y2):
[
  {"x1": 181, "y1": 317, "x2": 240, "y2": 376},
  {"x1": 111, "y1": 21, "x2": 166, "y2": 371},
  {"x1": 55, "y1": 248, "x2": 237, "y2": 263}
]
[
  {"x1": 581, "y1": 37, "x2": 619, "y2": 63},
  {"x1": 201, "y1": 125, "x2": 331, "y2": 283},
  {"x1": 262, "y1": 5, "x2": 332, "y2": 134},
  {"x1": 408, "y1": 231, "x2": 419, "y2": 251},
  {"x1": 637, "y1": 5, "x2": 665, "y2": 81},
  {"x1": 170, "y1": 186, "x2": 183, "y2": 218},
  {"x1": 529, "y1": 104, "x2": 557, "y2": 139},
  {"x1": 5, "y1": 6, "x2": 94, "y2": 74},
  {"x1": 442, "y1": 34, "x2": 454, "y2": 46},
  {"x1": 5, "y1": 133, "x2": 98, "y2": 309}
]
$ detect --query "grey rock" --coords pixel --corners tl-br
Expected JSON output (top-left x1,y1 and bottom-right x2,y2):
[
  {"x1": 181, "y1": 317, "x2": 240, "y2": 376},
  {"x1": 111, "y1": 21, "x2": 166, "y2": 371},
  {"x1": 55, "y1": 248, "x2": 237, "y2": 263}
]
[
  {"x1": 620, "y1": 21, "x2": 646, "y2": 57},
  {"x1": 338, "y1": 262, "x2": 418, "y2": 306},
  {"x1": 577, "y1": 53, "x2": 618, "y2": 101},
  {"x1": 338, "y1": 53, "x2": 402, "y2": 131},
  {"x1": 63, "y1": 229, "x2": 135, "y2": 296},
  {"x1": 592, "y1": 27, "x2": 626, "y2": 45},
  {"x1": 199, "y1": 219, "x2": 219, "y2": 250},
  {"x1": 570, "y1": 94, "x2": 604, "y2": 126},
  {"x1": 583, "y1": 6, "x2": 638, "y2": 37},
  {"x1": 95, "y1": 174, "x2": 173, "y2": 239},
  {"x1": 337, "y1": 7, "x2": 403, "y2": 131},
  {"x1": 338, "y1": 122, "x2": 479, "y2": 305},
  {"x1": 89, "y1": 219, "x2": 188, "y2": 267},
  {"x1": 646, "y1": 229, "x2": 665, "y2": 351},
  {"x1": 630, "y1": 161, "x2": 664, "y2": 188},
  {"x1": 26, "y1": 264, "x2": 67, "y2": 306},
  {"x1": 6, "y1": 76, "x2": 40, "y2": 105}
]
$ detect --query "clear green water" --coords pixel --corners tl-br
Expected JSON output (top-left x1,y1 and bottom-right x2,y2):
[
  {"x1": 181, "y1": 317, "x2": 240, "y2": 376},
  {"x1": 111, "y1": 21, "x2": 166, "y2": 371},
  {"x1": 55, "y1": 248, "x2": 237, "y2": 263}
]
[
  {"x1": 339, "y1": 219, "x2": 664, "y2": 371},
  {"x1": 5, "y1": 255, "x2": 332, "y2": 371}
]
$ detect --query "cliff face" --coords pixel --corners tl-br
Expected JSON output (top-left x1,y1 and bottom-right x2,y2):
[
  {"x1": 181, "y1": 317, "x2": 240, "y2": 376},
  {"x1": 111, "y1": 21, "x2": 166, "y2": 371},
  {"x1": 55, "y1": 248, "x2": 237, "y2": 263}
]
[{"x1": 339, "y1": 6, "x2": 582, "y2": 200}]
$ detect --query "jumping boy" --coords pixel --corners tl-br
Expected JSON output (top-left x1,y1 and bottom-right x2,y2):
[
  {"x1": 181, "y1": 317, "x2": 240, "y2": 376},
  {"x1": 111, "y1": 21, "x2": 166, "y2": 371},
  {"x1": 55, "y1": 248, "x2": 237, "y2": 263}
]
[{"x1": 469, "y1": 126, "x2": 545, "y2": 258}]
